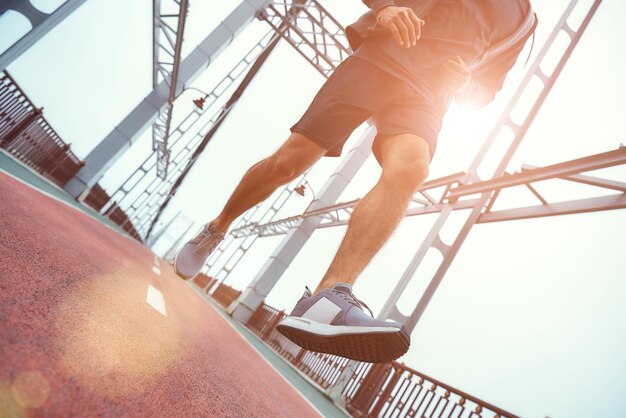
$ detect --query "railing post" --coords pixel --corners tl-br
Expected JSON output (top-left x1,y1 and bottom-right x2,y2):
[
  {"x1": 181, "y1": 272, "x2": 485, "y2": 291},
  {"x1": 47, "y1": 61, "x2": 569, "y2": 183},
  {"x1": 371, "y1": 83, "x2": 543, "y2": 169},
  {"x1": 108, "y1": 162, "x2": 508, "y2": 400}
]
[
  {"x1": 263, "y1": 309, "x2": 285, "y2": 341},
  {"x1": 0, "y1": 107, "x2": 42, "y2": 148},
  {"x1": 345, "y1": 363, "x2": 391, "y2": 416},
  {"x1": 291, "y1": 347, "x2": 306, "y2": 367},
  {"x1": 369, "y1": 364, "x2": 402, "y2": 417}
]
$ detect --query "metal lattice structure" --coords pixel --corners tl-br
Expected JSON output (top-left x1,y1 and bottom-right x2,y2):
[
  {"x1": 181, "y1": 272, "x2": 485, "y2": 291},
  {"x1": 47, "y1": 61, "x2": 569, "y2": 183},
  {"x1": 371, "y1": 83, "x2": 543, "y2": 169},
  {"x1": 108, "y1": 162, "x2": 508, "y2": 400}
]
[
  {"x1": 100, "y1": 28, "x2": 281, "y2": 236},
  {"x1": 151, "y1": 0, "x2": 189, "y2": 179},
  {"x1": 2, "y1": 0, "x2": 622, "y2": 414},
  {"x1": 259, "y1": 0, "x2": 351, "y2": 77},
  {"x1": 97, "y1": 0, "x2": 351, "y2": 239}
]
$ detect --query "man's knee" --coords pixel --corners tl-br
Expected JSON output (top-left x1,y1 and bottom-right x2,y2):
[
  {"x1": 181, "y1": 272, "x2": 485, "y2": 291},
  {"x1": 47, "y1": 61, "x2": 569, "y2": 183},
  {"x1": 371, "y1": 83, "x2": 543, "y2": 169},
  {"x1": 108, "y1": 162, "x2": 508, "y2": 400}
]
[
  {"x1": 268, "y1": 132, "x2": 327, "y2": 181},
  {"x1": 384, "y1": 158, "x2": 429, "y2": 193},
  {"x1": 378, "y1": 135, "x2": 430, "y2": 193}
]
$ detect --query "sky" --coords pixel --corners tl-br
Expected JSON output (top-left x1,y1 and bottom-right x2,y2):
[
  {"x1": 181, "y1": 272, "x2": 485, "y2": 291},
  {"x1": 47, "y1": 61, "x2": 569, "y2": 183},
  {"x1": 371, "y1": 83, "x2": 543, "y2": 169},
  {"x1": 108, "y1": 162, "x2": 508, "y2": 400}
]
[{"x1": 2, "y1": 0, "x2": 626, "y2": 417}]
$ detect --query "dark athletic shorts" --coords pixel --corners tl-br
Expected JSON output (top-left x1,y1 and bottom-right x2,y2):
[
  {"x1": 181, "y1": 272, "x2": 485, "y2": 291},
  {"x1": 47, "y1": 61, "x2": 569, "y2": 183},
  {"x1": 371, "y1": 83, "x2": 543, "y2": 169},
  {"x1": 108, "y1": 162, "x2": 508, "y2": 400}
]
[{"x1": 290, "y1": 56, "x2": 446, "y2": 162}]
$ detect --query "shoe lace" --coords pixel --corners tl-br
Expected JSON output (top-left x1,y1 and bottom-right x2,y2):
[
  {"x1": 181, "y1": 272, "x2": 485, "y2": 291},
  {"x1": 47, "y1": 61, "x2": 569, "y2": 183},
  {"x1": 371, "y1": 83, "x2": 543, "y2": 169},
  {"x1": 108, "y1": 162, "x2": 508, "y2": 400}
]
[
  {"x1": 191, "y1": 224, "x2": 224, "y2": 252},
  {"x1": 333, "y1": 288, "x2": 374, "y2": 317}
]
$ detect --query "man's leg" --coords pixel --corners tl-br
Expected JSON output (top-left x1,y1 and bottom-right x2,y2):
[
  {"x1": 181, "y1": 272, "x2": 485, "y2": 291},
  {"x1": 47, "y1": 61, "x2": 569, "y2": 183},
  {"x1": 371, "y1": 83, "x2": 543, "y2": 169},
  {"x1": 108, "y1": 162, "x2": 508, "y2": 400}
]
[
  {"x1": 275, "y1": 134, "x2": 427, "y2": 363},
  {"x1": 314, "y1": 133, "x2": 430, "y2": 293},
  {"x1": 174, "y1": 132, "x2": 326, "y2": 279},
  {"x1": 211, "y1": 132, "x2": 327, "y2": 232}
]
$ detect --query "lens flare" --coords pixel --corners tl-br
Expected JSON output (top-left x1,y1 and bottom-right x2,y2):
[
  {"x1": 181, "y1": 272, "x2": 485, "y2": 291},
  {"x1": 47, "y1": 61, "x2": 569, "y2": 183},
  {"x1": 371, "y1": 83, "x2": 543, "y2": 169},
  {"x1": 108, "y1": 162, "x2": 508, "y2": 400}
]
[
  {"x1": 10, "y1": 370, "x2": 50, "y2": 409},
  {"x1": 55, "y1": 267, "x2": 184, "y2": 398}
]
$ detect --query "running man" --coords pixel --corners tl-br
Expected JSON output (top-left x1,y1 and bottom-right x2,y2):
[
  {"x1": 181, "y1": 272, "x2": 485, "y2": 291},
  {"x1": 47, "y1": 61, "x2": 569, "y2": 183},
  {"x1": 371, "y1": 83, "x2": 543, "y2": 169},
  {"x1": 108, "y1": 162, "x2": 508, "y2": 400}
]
[{"x1": 175, "y1": 0, "x2": 537, "y2": 363}]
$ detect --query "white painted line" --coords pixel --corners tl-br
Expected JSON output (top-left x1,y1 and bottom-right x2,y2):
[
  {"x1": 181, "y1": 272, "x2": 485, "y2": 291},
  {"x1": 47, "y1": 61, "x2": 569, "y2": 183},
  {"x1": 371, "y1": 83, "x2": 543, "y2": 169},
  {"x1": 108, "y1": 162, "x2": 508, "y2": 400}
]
[
  {"x1": 146, "y1": 284, "x2": 167, "y2": 316},
  {"x1": 152, "y1": 255, "x2": 161, "y2": 276}
]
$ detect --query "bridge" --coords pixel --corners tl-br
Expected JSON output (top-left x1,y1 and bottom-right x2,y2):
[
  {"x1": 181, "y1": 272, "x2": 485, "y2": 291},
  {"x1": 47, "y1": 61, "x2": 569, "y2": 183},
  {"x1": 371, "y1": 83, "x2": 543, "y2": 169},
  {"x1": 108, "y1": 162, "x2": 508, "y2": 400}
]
[{"x1": 1, "y1": 0, "x2": 625, "y2": 417}]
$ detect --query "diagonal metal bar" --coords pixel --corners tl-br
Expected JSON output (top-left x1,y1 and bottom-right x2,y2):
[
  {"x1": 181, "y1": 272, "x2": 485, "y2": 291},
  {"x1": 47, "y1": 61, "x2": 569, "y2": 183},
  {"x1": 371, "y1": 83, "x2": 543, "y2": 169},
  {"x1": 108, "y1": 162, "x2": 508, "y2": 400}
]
[
  {"x1": 0, "y1": 0, "x2": 88, "y2": 71},
  {"x1": 522, "y1": 164, "x2": 626, "y2": 192},
  {"x1": 129, "y1": 0, "x2": 312, "y2": 240},
  {"x1": 479, "y1": 193, "x2": 626, "y2": 223},
  {"x1": 230, "y1": 172, "x2": 467, "y2": 237},
  {"x1": 448, "y1": 147, "x2": 626, "y2": 201},
  {"x1": 259, "y1": 0, "x2": 351, "y2": 77},
  {"x1": 400, "y1": 0, "x2": 605, "y2": 333}
]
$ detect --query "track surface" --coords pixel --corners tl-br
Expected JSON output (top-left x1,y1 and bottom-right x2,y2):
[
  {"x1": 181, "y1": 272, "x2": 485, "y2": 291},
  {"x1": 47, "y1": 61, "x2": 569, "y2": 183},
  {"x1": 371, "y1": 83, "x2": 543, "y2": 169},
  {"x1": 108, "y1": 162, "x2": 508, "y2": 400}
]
[{"x1": 0, "y1": 172, "x2": 319, "y2": 417}]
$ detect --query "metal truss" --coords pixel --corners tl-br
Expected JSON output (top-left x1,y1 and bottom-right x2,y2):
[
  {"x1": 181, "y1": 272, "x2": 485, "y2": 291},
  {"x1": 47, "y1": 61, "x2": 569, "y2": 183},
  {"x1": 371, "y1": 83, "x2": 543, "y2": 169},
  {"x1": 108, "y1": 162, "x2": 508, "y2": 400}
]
[
  {"x1": 151, "y1": 0, "x2": 189, "y2": 179},
  {"x1": 107, "y1": 0, "x2": 351, "y2": 242},
  {"x1": 258, "y1": 0, "x2": 351, "y2": 77},
  {"x1": 231, "y1": 146, "x2": 626, "y2": 237},
  {"x1": 145, "y1": 210, "x2": 192, "y2": 247},
  {"x1": 129, "y1": 32, "x2": 294, "y2": 240},
  {"x1": 100, "y1": 28, "x2": 280, "y2": 235},
  {"x1": 381, "y1": 0, "x2": 605, "y2": 332}
]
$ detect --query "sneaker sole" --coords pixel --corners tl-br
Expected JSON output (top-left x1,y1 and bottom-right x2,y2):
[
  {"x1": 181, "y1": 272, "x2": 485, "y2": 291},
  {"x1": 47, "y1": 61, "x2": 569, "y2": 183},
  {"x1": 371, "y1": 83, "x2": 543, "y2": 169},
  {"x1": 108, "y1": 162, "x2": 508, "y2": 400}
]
[{"x1": 276, "y1": 317, "x2": 410, "y2": 363}]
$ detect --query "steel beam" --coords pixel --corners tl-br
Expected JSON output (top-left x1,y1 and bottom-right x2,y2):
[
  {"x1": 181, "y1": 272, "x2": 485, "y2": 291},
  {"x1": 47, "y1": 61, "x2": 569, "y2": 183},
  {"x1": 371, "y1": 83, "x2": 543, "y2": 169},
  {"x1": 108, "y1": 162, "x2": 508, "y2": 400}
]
[
  {"x1": 100, "y1": 29, "x2": 281, "y2": 229},
  {"x1": 259, "y1": 0, "x2": 350, "y2": 77},
  {"x1": 398, "y1": 0, "x2": 604, "y2": 332},
  {"x1": 522, "y1": 164, "x2": 626, "y2": 192},
  {"x1": 0, "y1": 0, "x2": 88, "y2": 71},
  {"x1": 479, "y1": 194, "x2": 626, "y2": 223},
  {"x1": 63, "y1": 0, "x2": 271, "y2": 198},
  {"x1": 152, "y1": 0, "x2": 190, "y2": 179},
  {"x1": 448, "y1": 147, "x2": 626, "y2": 201}
]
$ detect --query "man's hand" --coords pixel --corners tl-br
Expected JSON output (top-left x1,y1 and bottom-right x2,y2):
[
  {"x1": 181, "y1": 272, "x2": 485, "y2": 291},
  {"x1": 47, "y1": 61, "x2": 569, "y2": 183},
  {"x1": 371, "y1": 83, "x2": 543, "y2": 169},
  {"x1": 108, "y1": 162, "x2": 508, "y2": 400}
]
[
  {"x1": 375, "y1": 6, "x2": 425, "y2": 48},
  {"x1": 443, "y1": 56, "x2": 471, "y2": 94}
]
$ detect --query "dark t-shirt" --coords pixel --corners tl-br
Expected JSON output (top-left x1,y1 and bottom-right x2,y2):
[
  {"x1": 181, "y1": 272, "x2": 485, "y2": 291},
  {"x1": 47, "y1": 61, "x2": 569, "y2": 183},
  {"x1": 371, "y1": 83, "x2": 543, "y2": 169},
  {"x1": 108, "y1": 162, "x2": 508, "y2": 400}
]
[{"x1": 353, "y1": 0, "x2": 529, "y2": 101}]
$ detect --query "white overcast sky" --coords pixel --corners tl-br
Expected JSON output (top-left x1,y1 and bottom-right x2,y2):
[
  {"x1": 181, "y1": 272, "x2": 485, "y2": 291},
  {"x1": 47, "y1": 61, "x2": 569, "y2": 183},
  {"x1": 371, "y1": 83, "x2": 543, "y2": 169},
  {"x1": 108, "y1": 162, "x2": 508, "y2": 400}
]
[{"x1": 2, "y1": 0, "x2": 626, "y2": 417}]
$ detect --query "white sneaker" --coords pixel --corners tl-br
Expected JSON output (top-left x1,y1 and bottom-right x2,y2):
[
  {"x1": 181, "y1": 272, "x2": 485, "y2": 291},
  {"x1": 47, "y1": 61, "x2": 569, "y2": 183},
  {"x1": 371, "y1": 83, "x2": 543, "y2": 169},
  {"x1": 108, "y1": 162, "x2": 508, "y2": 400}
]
[
  {"x1": 276, "y1": 282, "x2": 410, "y2": 363},
  {"x1": 174, "y1": 223, "x2": 224, "y2": 280}
]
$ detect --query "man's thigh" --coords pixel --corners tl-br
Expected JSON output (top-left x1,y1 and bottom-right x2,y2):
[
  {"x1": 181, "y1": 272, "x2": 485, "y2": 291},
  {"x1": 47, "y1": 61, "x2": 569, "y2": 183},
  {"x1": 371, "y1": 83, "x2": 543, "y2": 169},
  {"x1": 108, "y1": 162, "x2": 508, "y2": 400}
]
[
  {"x1": 290, "y1": 57, "x2": 399, "y2": 158},
  {"x1": 373, "y1": 86, "x2": 446, "y2": 162}
]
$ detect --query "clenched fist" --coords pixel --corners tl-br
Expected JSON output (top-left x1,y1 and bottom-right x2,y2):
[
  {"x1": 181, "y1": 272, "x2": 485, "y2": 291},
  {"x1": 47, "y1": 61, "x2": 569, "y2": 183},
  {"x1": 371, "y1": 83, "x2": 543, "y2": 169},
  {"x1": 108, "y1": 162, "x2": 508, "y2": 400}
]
[{"x1": 375, "y1": 6, "x2": 425, "y2": 48}]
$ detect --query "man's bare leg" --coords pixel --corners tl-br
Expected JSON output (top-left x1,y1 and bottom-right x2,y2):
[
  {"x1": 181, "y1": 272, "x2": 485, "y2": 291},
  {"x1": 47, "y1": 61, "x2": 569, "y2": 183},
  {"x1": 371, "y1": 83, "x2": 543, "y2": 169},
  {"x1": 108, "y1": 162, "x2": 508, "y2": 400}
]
[
  {"x1": 211, "y1": 133, "x2": 326, "y2": 232},
  {"x1": 314, "y1": 134, "x2": 430, "y2": 294}
]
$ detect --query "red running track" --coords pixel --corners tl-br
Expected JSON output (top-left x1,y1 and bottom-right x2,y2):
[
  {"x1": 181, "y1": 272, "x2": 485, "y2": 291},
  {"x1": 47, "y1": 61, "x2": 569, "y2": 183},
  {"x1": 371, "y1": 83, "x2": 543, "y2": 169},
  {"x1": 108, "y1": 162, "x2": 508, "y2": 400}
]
[{"x1": 0, "y1": 172, "x2": 319, "y2": 417}]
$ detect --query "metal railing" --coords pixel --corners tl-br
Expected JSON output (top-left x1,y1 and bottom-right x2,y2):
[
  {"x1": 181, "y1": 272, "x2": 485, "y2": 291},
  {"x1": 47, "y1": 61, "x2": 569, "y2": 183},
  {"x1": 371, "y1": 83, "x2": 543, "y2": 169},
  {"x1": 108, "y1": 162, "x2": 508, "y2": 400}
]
[
  {"x1": 0, "y1": 71, "x2": 84, "y2": 186},
  {"x1": 211, "y1": 282, "x2": 243, "y2": 308},
  {"x1": 244, "y1": 300, "x2": 519, "y2": 418},
  {"x1": 0, "y1": 71, "x2": 143, "y2": 240}
]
